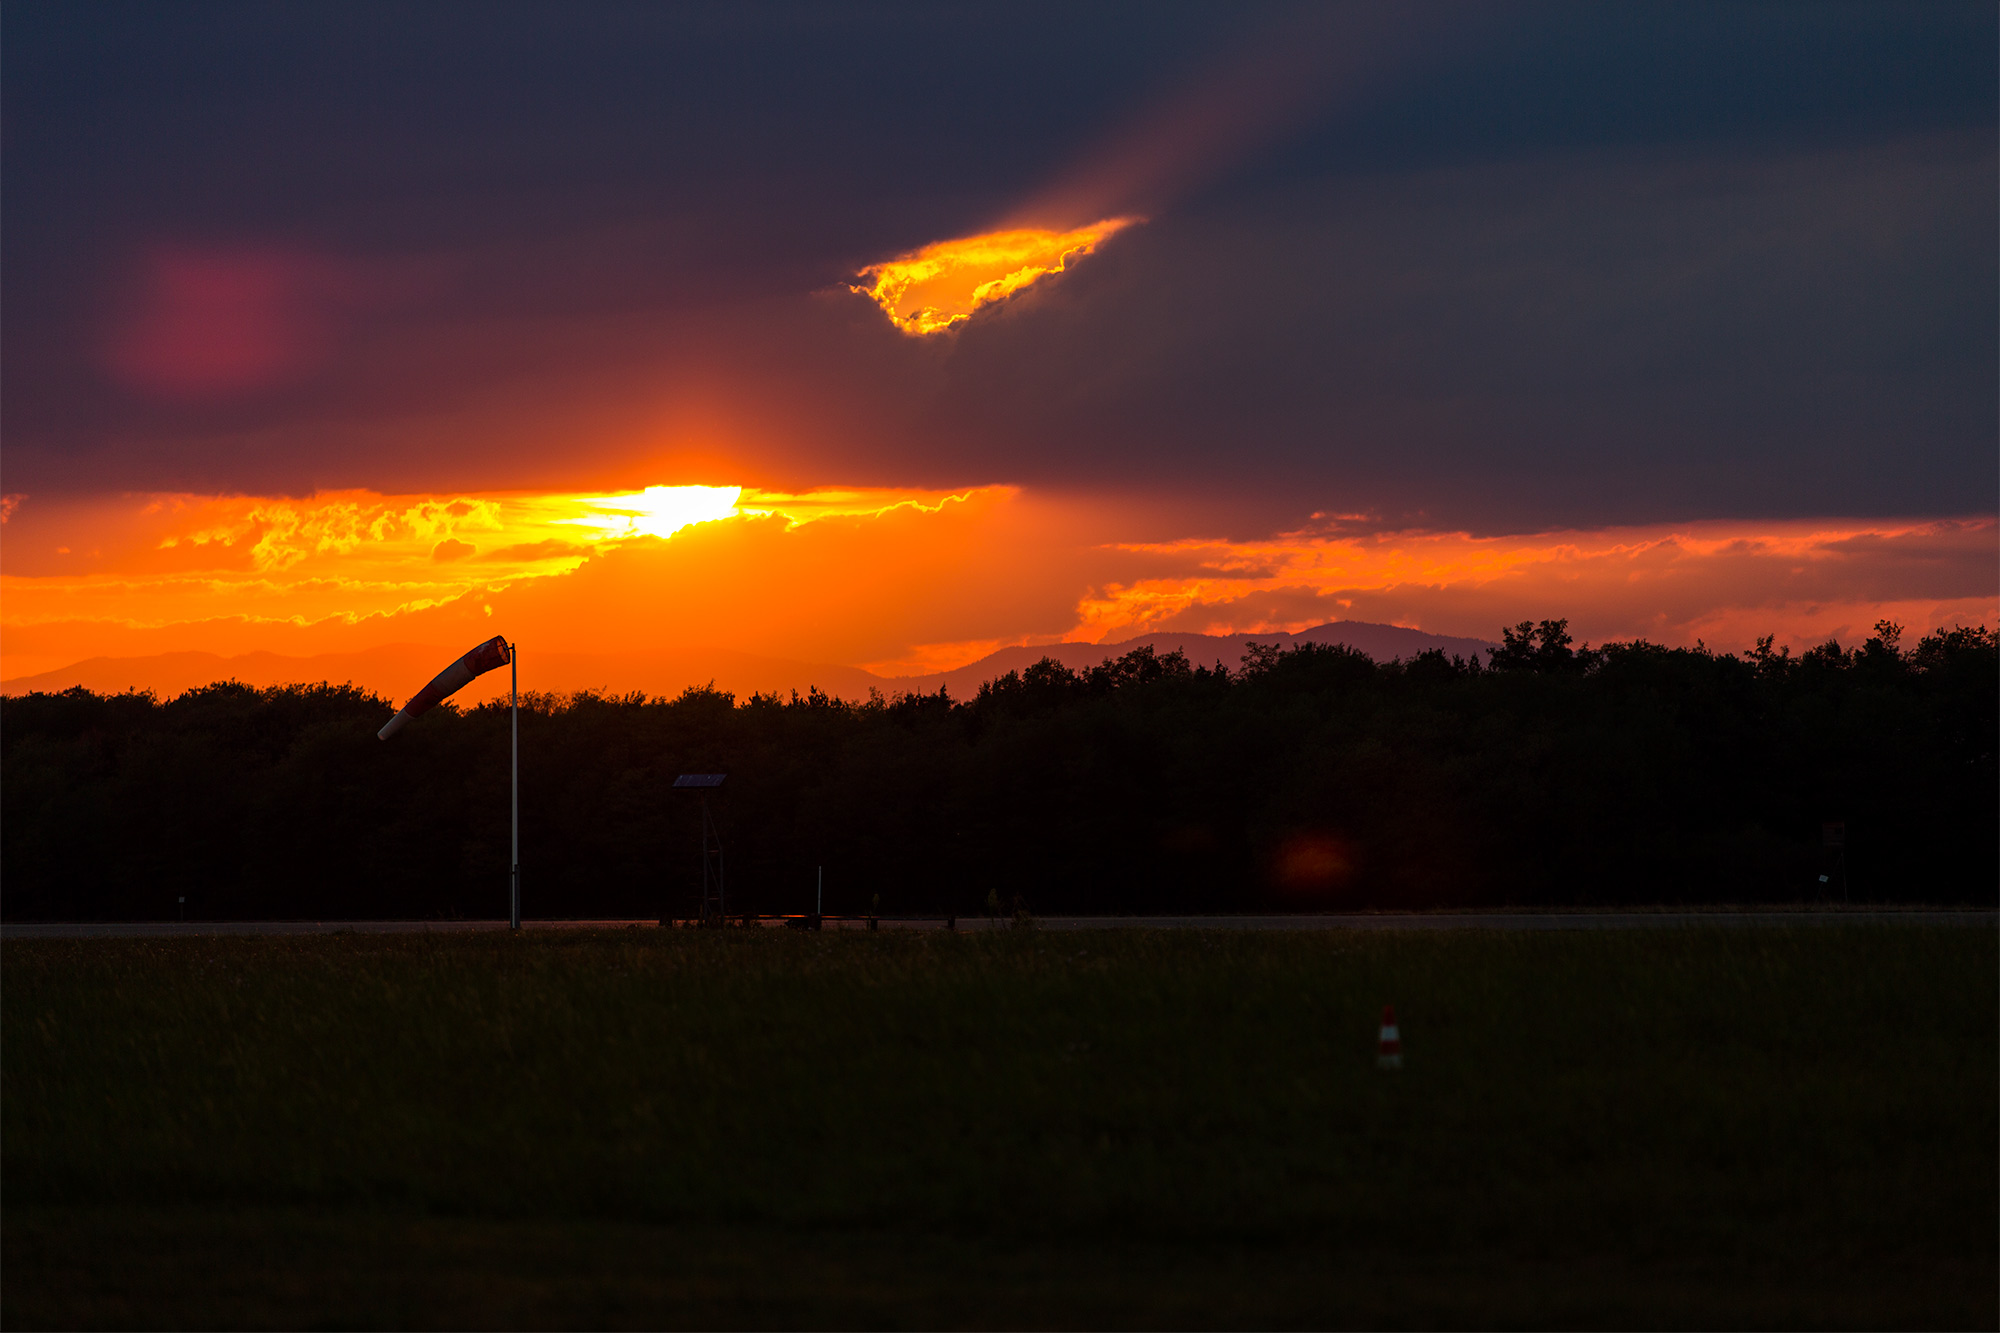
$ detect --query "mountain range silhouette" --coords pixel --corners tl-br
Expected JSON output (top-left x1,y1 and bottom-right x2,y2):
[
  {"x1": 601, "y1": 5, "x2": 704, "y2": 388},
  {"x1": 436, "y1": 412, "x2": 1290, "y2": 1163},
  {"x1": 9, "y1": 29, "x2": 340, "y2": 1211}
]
[{"x1": 0, "y1": 621, "x2": 1495, "y2": 704}]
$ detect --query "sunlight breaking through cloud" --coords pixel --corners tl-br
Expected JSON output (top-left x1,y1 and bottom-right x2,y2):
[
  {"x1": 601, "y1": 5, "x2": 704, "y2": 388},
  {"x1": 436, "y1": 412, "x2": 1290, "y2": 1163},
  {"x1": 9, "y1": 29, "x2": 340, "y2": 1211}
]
[
  {"x1": 851, "y1": 218, "x2": 1138, "y2": 335},
  {"x1": 564, "y1": 485, "x2": 743, "y2": 541}
]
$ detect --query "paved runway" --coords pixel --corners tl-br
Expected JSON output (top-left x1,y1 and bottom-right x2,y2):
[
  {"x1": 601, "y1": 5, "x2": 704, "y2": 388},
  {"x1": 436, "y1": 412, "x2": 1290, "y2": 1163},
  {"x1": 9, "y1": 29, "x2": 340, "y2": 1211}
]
[
  {"x1": 961, "y1": 910, "x2": 1996, "y2": 931},
  {"x1": 0, "y1": 920, "x2": 643, "y2": 939},
  {"x1": 4, "y1": 910, "x2": 1990, "y2": 939}
]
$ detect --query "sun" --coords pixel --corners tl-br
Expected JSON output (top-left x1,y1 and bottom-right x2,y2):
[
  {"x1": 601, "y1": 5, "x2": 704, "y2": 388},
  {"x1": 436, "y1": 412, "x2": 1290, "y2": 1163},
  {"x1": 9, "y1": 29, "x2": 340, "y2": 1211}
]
[
  {"x1": 852, "y1": 218, "x2": 1139, "y2": 336},
  {"x1": 565, "y1": 485, "x2": 743, "y2": 541}
]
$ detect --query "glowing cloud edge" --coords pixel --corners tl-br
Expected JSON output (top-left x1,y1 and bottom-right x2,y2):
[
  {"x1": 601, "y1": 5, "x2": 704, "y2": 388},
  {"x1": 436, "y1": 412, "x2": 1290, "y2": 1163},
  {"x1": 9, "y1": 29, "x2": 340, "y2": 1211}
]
[{"x1": 851, "y1": 218, "x2": 1141, "y2": 336}]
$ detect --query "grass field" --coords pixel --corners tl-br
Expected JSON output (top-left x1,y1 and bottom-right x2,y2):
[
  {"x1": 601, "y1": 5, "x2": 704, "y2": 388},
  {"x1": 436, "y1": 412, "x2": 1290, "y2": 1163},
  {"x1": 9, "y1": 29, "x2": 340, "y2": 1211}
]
[{"x1": 3, "y1": 926, "x2": 1994, "y2": 1329}]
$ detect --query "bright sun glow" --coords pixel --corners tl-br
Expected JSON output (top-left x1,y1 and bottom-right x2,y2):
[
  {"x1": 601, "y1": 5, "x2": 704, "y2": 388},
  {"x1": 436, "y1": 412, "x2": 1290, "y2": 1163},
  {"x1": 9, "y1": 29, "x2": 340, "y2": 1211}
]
[
  {"x1": 4, "y1": 480, "x2": 1990, "y2": 701},
  {"x1": 852, "y1": 218, "x2": 1139, "y2": 336},
  {"x1": 0, "y1": 481, "x2": 1013, "y2": 682},
  {"x1": 567, "y1": 485, "x2": 743, "y2": 540}
]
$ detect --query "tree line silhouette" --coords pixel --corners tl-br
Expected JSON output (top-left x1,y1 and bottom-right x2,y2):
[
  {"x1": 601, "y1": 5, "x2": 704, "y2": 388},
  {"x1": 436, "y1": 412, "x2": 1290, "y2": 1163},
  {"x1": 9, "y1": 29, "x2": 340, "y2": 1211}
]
[{"x1": 4, "y1": 620, "x2": 1993, "y2": 921}]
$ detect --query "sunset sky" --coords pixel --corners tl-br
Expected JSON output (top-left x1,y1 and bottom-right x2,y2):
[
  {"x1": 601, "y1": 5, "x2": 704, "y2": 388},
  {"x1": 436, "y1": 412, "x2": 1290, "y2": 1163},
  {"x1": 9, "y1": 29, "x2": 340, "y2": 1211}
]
[{"x1": 4, "y1": 3, "x2": 1994, "y2": 702}]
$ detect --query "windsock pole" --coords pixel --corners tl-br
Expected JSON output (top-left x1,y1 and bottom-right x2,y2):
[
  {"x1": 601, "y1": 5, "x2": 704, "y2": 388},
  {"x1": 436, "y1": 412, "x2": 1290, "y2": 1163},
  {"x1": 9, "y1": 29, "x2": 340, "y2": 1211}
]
[
  {"x1": 510, "y1": 641, "x2": 520, "y2": 931},
  {"x1": 376, "y1": 634, "x2": 517, "y2": 925}
]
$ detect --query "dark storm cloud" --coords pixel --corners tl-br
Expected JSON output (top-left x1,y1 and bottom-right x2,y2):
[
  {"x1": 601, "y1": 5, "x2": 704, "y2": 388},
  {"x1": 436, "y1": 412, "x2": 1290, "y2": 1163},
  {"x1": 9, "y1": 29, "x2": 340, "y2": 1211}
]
[
  {"x1": 915, "y1": 130, "x2": 1997, "y2": 531},
  {"x1": 4, "y1": 2, "x2": 1993, "y2": 532}
]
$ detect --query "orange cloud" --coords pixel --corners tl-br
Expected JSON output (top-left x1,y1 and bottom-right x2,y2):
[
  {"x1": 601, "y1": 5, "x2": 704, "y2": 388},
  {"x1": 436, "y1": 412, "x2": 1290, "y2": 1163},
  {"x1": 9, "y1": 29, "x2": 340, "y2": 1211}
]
[
  {"x1": 0, "y1": 483, "x2": 1113, "y2": 692},
  {"x1": 1075, "y1": 516, "x2": 1999, "y2": 651},
  {"x1": 851, "y1": 219, "x2": 1137, "y2": 335},
  {"x1": 2, "y1": 481, "x2": 1991, "y2": 703}
]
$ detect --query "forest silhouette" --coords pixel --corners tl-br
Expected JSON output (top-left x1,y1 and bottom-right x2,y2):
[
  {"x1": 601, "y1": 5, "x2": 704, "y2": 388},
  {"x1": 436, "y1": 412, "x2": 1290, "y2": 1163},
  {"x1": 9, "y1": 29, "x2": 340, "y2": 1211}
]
[{"x1": 4, "y1": 621, "x2": 1993, "y2": 921}]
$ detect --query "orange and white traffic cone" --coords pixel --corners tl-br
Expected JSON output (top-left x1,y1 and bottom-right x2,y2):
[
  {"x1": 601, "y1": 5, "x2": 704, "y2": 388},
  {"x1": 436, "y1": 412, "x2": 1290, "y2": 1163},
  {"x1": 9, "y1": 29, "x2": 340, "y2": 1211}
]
[{"x1": 1377, "y1": 1004, "x2": 1402, "y2": 1069}]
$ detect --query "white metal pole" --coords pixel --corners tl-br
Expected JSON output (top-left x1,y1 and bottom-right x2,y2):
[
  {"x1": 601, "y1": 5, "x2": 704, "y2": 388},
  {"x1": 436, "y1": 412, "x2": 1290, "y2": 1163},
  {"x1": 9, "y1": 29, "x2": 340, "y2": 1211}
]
[{"x1": 510, "y1": 641, "x2": 520, "y2": 931}]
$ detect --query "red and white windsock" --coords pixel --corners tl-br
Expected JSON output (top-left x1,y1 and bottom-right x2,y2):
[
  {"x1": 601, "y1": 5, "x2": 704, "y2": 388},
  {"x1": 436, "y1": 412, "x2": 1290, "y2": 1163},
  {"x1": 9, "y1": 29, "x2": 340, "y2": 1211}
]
[
  {"x1": 1377, "y1": 1004, "x2": 1402, "y2": 1069},
  {"x1": 377, "y1": 635, "x2": 512, "y2": 740}
]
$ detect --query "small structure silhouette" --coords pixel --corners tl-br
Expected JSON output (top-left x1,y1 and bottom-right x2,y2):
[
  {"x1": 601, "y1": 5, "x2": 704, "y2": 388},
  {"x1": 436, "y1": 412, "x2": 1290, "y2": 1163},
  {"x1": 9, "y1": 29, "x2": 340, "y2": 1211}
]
[{"x1": 671, "y1": 773, "x2": 727, "y2": 925}]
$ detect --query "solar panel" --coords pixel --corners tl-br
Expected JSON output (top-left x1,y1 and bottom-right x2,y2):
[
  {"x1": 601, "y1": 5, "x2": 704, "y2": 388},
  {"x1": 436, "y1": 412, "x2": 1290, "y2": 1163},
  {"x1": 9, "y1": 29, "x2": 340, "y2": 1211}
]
[{"x1": 673, "y1": 773, "x2": 726, "y2": 788}]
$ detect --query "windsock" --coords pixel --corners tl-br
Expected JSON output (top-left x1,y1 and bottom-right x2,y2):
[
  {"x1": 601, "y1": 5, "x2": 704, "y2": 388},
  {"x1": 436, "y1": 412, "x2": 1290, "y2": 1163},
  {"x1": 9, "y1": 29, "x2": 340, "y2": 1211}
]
[
  {"x1": 378, "y1": 635, "x2": 511, "y2": 740},
  {"x1": 1377, "y1": 1004, "x2": 1402, "y2": 1070}
]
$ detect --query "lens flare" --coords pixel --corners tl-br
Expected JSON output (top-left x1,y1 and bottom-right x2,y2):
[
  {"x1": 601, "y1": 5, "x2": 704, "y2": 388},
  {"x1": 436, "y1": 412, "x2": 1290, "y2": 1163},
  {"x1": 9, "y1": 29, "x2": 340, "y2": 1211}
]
[
  {"x1": 852, "y1": 218, "x2": 1138, "y2": 336},
  {"x1": 1273, "y1": 833, "x2": 1354, "y2": 895}
]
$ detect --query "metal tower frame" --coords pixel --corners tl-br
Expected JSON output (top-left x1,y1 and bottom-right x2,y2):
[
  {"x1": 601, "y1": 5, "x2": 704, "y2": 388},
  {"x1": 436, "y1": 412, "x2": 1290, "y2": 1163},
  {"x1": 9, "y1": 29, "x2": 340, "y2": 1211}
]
[
  {"x1": 671, "y1": 773, "x2": 728, "y2": 924},
  {"x1": 698, "y1": 794, "x2": 725, "y2": 923}
]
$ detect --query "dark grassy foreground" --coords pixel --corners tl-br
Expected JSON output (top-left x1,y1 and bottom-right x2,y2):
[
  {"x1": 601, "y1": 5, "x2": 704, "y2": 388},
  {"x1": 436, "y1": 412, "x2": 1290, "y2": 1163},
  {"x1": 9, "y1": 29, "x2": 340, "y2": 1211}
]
[{"x1": 3, "y1": 927, "x2": 1994, "y2": 1330}]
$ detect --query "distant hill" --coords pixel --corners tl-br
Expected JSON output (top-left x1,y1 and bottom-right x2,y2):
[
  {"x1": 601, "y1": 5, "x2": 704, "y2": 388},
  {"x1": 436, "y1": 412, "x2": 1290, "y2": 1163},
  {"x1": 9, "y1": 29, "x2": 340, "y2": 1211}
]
[
  {"x1": 879, "y1": 621, "x2": 1496, "y2": 699},
  {"x1": 0, "y1": 621, "x2": 1493, "y2": 703},
  {"x1": 2, "y1": 646, "x2": 442, "y2": 701},
  {"x1": 0, "y1": 644, "x2": 884, "y2": 704}
]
